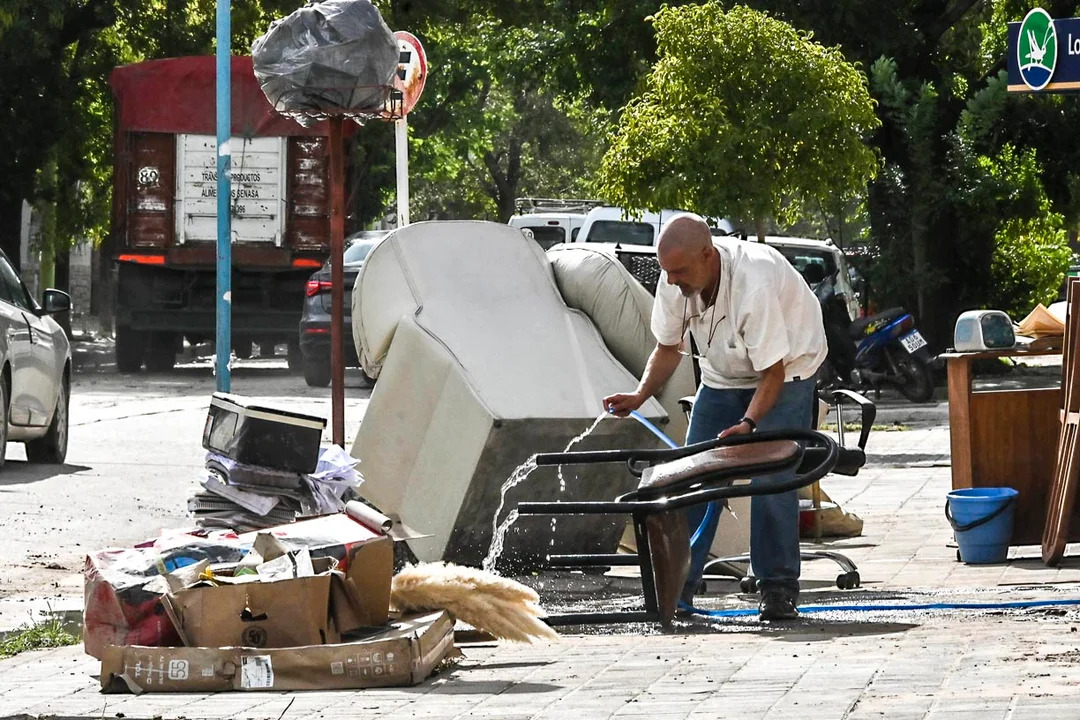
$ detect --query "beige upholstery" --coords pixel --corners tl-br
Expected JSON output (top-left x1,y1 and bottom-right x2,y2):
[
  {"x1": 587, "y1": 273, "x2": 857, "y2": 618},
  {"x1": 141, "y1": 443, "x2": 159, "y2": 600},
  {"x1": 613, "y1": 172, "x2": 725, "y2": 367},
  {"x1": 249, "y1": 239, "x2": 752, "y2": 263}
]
[
  {"x1": 547, "y1": 245, "x2": 696, "y2": 443},
  {"x1": 350, "y1": 221, "x2": 669, "y2": 565}
]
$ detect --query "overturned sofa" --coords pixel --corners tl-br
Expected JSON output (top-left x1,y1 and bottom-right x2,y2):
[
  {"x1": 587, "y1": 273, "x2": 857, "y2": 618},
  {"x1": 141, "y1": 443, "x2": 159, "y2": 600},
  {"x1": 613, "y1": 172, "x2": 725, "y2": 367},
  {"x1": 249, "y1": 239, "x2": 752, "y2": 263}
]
[{"x1": 350, "y1": 221, "x2": 669, "y2": 568}]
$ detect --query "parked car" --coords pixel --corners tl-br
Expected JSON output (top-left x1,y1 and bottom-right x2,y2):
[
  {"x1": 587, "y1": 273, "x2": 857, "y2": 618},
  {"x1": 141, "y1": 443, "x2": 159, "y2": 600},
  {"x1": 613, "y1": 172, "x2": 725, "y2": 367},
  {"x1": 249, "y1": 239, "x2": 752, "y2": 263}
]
[
  {"x1": 0, "y1": 251, "x2": 72, "y2": 466},
  {"x1": 575, "y1": 230, "x2": 861, "y2": 320},
  {"x1": 508, "y1": 198, "x2": 602, "y2": 250},
  {"x1": 298, "y1": 230, "x2": 388, "y2": 387},
  {"x1": 509, "y1": 213, "x2": 588, "y2": 250},
  {"x1": 761, "y1": 236, "x2": 863, "y2": 322}
]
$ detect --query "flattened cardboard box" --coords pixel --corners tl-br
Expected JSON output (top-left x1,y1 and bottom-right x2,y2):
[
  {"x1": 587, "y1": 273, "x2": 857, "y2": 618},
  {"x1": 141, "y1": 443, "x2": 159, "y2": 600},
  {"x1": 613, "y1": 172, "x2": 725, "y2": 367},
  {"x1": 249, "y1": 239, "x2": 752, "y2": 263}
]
[{"x1": 101, "y1": 611, "x2": 454, "y2": 693}]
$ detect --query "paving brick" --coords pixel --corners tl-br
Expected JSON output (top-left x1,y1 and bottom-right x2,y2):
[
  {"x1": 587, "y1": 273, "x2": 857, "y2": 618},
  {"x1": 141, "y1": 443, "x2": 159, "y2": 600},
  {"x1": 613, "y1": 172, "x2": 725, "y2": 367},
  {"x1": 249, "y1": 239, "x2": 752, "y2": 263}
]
[{"x1": 5, "y1": 424, "x2": 1080, "y2": 716}]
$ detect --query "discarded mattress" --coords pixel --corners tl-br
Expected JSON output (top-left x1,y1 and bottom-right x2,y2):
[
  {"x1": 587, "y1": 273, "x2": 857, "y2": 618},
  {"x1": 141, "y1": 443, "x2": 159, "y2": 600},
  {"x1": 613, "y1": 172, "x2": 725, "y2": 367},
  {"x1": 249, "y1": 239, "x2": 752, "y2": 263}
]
[
  {"x1": 350, "y1": 221, "x2": 668, "y2": 567},
  {"x1": 546, "y1": 244, "x2": 751, "y2": 562}
]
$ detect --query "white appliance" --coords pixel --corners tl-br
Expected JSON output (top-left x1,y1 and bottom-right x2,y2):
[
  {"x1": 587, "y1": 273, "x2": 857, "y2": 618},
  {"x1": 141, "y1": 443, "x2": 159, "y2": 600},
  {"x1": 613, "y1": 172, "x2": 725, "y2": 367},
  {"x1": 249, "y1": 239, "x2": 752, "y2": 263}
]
[{"x1": 954, "y1": 310, "x2": 1015, "y2": 351}]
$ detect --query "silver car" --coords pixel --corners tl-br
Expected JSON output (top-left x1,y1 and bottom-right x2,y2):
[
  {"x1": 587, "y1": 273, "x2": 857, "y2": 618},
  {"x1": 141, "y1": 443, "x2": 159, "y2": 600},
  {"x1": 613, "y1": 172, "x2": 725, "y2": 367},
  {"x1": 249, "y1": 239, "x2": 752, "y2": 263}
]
[{"x1": 0, "y1": 252, "x2": 72, "y2": 466}]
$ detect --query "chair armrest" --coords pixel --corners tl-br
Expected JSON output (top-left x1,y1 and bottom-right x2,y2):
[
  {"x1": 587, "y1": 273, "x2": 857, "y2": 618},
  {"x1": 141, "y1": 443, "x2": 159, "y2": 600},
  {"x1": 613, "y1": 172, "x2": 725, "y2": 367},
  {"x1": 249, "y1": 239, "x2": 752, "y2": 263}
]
[{"x1": 822, "y1": 388, "x2": 876, "y2": 450}]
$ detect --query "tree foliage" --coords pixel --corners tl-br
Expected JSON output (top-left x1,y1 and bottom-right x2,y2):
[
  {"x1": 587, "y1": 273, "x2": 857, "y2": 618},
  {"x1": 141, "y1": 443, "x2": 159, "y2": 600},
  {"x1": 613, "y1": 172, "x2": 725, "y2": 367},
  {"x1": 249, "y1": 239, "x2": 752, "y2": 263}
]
[
  {"x1": 991, "y1": 217, "x2": 1070, "y2": 317},
  {"x1": 594, "y1": 3, "x2": 880, "y2": 236},
  {"x1": 0, "y1": 0, "x2": 1077, "y2": 339},
  {"x1": 392, "y1": 18, "x2": 605, "y2": 223},
  {"x1": 950, "y1": 143, "x2": 1070, "y2": 317},
  {"x1": 0, "y1": 0, "x2": 301, "y2": 272}
]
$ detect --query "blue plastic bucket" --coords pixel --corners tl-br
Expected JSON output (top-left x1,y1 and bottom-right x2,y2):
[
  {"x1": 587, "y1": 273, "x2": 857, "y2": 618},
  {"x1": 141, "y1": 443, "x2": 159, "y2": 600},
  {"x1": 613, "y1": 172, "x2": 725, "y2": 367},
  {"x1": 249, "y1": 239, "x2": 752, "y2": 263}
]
[{"x1": 946, "y1": 487, "x2": 1018, "y2": 564}]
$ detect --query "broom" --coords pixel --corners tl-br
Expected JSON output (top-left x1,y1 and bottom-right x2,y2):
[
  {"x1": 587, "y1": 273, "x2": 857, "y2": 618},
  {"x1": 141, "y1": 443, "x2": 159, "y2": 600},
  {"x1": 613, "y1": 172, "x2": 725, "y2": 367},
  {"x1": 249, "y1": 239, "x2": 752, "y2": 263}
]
[{"x1": 390, "y1": 562, "x2": 558, "y2": 643}]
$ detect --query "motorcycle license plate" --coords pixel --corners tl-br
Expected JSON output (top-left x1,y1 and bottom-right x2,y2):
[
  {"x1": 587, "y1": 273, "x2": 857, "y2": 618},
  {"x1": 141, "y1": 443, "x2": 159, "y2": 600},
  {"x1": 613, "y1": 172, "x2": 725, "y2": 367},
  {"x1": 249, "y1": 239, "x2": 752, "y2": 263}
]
[{"x1": 900, "y1": 330, "x2": 927, "y2": 354}]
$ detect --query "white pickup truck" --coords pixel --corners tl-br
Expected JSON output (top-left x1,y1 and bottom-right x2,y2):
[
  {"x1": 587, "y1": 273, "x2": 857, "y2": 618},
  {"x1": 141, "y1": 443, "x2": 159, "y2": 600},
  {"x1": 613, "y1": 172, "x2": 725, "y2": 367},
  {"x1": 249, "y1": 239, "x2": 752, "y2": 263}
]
[{"x1": 576, "y1": 206, "x2": 734, "y2": 246}]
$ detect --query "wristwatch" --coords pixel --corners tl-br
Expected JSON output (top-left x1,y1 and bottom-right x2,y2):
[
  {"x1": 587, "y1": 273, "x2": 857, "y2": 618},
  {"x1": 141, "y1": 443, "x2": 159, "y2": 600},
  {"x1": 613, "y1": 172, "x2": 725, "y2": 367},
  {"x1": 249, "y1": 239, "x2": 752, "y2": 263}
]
[{"x1": 740, "y1": 416, "x2": 757, "y2": 432}]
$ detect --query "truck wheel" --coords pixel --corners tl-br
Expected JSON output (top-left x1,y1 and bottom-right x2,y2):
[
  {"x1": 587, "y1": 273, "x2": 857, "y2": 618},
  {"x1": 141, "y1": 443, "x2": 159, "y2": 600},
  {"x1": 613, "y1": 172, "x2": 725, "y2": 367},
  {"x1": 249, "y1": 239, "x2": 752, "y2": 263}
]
[
  {"x1": 115, "y1": 326, "x2": 145, "y2": 372},
  {"x1": 234, "y1": 342, "x2": 252, "y2": 360},
  {"x1": 259, "y1": 342, "x2": 277, "y2": 358},
  {"x1": 145, "y1": 332, "x2": 178, "y2": 372},
  {"x1": 303, "y1": 357, "x2": 331, "y2": 387},
  {"x1": 287, "y1": 341, "x2": 302, "y2": 373}
]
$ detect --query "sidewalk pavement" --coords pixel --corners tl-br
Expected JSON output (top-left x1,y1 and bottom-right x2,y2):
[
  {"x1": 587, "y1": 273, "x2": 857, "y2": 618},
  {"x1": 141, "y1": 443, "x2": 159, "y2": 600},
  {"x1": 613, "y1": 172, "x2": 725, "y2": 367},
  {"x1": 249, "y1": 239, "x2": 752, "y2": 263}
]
[{"x1": 4, "y1": 425, "x2": 1080, "y2": 719}]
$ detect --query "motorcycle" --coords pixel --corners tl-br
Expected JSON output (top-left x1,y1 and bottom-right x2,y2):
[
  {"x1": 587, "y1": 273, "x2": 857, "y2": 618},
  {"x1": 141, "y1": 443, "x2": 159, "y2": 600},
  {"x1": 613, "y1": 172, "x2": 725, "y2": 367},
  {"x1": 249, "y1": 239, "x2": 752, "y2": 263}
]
[{"x1": 810, "y1": 268, "x2": 935, "y2": 404}]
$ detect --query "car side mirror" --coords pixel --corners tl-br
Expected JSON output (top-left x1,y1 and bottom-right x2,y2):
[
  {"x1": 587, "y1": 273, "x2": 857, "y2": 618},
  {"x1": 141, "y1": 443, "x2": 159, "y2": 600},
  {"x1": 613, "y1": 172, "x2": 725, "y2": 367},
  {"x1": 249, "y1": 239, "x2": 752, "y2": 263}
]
[{"x1": 41, "y1": 289, "x2": 72, "y2": 315}]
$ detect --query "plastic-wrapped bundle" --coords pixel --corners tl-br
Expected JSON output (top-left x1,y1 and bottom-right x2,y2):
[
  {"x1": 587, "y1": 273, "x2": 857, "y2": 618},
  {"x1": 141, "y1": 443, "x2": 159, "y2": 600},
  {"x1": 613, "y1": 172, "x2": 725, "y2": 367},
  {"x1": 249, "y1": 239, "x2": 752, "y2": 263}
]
[{"x1": 252, "y1": 0, "x2": 399, "y2": 126}]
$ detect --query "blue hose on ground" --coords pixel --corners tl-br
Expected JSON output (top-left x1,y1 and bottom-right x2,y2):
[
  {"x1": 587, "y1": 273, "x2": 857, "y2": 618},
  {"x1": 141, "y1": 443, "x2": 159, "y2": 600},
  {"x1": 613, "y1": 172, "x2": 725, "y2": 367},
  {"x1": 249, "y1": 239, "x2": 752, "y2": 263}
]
[
  {"x1": 679, "y1": 597, "x2": 1080, "y2": 618},
  {"x1": 620, "y1": 412, "x2": 1080, "y2": 621}
]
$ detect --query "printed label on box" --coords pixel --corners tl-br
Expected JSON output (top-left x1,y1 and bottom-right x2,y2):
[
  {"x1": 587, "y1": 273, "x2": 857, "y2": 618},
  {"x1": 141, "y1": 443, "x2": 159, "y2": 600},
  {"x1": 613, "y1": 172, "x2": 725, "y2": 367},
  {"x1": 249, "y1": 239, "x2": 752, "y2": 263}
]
[
  {"x1": 241, "y1": 655, "x2": 274, "y2": 689},
  {"x1": 168, "y1": 659, "x2": 189, "y2": 681}
]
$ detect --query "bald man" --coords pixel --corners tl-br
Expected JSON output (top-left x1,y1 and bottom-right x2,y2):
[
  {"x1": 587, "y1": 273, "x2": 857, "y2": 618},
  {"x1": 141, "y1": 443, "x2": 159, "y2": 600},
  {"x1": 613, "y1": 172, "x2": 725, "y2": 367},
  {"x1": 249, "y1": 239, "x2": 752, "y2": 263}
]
[{"x1": 604, "y1": 213, "x2": 826, "y2": 621}]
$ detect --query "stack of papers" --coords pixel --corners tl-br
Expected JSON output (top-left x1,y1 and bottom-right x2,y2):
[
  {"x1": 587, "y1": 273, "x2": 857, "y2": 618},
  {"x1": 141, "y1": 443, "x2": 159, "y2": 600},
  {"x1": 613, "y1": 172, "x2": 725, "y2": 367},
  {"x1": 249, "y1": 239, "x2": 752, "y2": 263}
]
[{"x1": 188, "y1": 448, "x2": 364, "y2": 532}]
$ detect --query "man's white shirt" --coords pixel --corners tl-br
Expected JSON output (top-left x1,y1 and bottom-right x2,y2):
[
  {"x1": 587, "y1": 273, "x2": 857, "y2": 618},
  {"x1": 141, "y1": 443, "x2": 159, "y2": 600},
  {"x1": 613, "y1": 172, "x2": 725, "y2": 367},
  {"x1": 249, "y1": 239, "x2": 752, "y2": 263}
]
[{"x1": 651, "y1": 238, "x2": 827, "y2": 389}]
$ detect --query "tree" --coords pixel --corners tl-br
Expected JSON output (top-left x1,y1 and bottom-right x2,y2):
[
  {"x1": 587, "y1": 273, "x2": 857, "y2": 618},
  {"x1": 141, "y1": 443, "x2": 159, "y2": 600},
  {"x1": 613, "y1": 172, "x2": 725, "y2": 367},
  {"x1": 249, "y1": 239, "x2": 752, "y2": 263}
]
[
  {"x1": 0, "y1": 0, "x2": 120, "y2": 271},
  {"x1": 751, "y1": 0, "x2": 1080, "y2": 346},
  {"x1": 359, "y1": 15, "x2": 607, "y2": 224},
  {"x1": 0, "y1": 0, "x2": 614, "y2": 293},
  {"x1": 594, "y1": 3, "x2": 879, "y2": 239}
]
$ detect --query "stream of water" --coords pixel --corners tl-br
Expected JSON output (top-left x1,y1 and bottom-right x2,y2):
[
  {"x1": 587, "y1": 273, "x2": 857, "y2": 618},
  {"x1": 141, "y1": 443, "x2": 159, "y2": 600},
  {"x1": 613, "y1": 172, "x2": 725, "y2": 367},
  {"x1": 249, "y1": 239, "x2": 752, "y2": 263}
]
[{"x1": 481, "y1": 411, "x2": 608, "y2": 572}]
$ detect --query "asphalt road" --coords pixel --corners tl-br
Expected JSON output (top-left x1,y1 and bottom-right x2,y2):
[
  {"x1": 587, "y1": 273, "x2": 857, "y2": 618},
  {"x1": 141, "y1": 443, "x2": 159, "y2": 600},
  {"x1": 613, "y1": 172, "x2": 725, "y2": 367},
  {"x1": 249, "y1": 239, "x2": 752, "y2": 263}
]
[{"x1": 0, "y1": 356, "x2": 372, "y2": 601}]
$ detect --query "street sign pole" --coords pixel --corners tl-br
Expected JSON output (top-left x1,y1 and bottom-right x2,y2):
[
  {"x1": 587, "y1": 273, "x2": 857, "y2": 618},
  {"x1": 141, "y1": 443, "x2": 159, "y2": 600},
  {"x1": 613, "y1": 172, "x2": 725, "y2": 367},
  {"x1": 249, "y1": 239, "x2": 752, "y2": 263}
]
[
  {"x1": 395, "y1": 117, "x2": 409, "y2": 227},
  {"x1": 215, "y1": 0, "x2": 232, "y2": 392},
  {"x1": 329, "y1": 116, "x2": 346, "y2": 448}
]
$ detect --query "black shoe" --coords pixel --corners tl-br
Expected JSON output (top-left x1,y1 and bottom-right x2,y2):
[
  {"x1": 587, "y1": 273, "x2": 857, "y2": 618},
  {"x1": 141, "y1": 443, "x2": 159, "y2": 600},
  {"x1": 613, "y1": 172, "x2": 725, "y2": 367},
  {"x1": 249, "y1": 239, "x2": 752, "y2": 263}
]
[{"x1": 758, "y1": 591, "x2": 799, "y2": 621}]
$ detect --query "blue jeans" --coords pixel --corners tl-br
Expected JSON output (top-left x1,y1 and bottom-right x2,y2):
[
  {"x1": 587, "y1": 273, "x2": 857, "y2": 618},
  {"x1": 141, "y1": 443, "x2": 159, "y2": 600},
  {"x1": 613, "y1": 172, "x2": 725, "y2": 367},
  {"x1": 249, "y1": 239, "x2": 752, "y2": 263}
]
[{"x1": 683, "y1": 378, "x2": 815, "y2": 600}]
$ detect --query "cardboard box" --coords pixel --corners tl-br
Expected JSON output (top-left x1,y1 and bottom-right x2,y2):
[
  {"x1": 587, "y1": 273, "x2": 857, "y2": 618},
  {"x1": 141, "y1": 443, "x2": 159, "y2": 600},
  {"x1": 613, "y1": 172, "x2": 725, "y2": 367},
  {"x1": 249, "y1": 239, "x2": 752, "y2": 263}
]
[
  {"x1": 84, "y1": 513, "x2": 393, "y2": 660},
  {"x1": 241, "y1": 513, "x2": 394, "y2": 630},
  {"x1": 100, "y1": 611, "x2": 455, "y2": 693},
  {"x1": 164, "y1": 574, "x2": 337, "y2": 649}
]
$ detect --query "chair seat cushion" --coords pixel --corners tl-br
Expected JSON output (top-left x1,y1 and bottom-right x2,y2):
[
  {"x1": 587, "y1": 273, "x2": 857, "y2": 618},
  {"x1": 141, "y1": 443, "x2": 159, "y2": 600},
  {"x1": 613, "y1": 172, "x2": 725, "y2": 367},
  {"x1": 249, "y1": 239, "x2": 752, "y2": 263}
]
[{"x1": 626, "y1": 440, "x2": 802, "y2": 501}]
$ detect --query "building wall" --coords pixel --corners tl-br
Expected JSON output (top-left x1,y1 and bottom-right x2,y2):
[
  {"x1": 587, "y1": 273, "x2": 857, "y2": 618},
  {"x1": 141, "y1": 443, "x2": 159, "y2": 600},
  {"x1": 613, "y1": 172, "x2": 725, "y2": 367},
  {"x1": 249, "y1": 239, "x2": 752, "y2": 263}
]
[{"x1": 19, "y1": 200, "x2": 96, "y2": 333}]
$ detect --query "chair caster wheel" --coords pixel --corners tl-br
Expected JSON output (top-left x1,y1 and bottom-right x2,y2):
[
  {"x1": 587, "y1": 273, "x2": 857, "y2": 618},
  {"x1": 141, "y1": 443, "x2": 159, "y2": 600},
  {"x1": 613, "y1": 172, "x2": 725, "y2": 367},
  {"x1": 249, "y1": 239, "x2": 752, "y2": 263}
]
[
  {"x1": 740, "y1": 576, "x2": 758, "y2": 593},
  {"x1": 836, "y1": 571, "x2": 861, "y2": 590}
]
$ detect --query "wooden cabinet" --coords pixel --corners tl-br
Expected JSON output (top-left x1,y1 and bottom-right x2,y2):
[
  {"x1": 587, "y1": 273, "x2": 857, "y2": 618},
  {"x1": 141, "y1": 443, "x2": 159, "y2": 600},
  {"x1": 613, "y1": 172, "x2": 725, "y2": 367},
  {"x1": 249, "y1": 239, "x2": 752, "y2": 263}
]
[{"x1": 943, "y1": 349, "x2": 1080, "y2": 545}]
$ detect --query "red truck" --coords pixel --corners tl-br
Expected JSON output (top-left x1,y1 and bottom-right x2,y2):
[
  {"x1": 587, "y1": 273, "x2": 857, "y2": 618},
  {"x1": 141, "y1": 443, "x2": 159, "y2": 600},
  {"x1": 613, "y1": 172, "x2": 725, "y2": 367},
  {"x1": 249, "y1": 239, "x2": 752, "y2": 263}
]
[{"x1": 108, "y1": 56, "x2": 338, "y2": 371}]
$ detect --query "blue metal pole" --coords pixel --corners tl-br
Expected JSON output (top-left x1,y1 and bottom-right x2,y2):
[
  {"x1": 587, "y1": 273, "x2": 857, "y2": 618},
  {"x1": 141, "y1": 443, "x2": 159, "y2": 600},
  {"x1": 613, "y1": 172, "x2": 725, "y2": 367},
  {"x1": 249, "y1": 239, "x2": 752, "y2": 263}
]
[{"x1": 215, "y1": 0, "x2": 232, "y2": 392}]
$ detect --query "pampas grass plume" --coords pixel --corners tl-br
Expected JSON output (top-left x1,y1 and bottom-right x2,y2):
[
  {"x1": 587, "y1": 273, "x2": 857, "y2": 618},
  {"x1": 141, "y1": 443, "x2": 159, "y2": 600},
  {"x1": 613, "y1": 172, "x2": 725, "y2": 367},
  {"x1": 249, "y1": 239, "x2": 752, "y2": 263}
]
[{"x1": 391, "y1": 562, "x2": 558, "y2": 643}]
